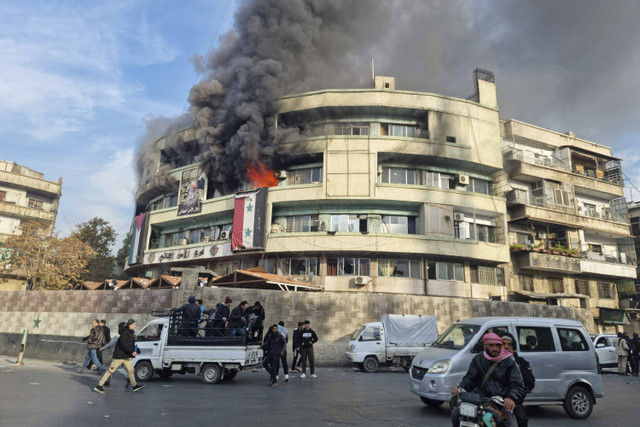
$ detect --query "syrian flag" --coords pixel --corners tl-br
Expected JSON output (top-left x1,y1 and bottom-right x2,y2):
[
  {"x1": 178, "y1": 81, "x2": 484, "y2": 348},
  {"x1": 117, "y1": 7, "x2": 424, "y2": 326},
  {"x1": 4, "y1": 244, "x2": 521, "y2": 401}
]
[
  {"x1": 232, "y1": 188, "x2": 266, "y2": 251},
  {"x1": 128, "y1": 212, "x2": 148, "y2": 265}
]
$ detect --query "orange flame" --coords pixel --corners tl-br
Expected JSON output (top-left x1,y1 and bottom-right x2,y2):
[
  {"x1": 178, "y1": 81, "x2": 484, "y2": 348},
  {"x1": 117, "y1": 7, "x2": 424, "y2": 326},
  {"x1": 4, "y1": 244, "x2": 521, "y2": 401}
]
[{"x1": 245, "y1": 160, "x2": 279, "y2": 188}]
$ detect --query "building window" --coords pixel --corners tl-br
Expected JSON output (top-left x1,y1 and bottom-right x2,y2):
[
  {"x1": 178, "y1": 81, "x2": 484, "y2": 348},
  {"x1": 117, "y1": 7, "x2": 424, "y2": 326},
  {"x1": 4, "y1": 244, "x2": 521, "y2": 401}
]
[
  {"x1": 382, "y1": 123, "x2": 419, "y2": 138},
  {"x1": 631, "y1": 216, "x2": 639, "y2": 235},
  {"x1": 28, "y1": 199, "x2": 43, "y2": 209},
  {"x1": 380, "y1": 215, "x2": 416, "y2": 234},
  {"x1": 455, "y1": 221, "x2": 495, "y2": 242},
  {"x1": 288, "y1": 167, "x2": 322, "y2": 185},
  {"x1": 0, "y1": 191, "x2": 5, "y2": 202},
  {"x1": 598, "y1": 283, "x2": 612, "y2": 299},
  {"x1": 215, "y1": 261, "x2": 241, "y2": 276},
  {"x1": 379, "y1": 167, "x2": 421, "y2": 185},
  {"x1": 445, "y1": 135, "x2": 456, "y2": 143},
  {"x1": 378, "y1": 259, "x2": 421, "y2": 278},
  {"x1": 575, "y1": 280, "x2": 590, "y2": 297},
  {"x1": 330, "y1": 214, "x2": 367, "y2": 232},
  {"x1": 427, "y1": 261, "x2": 464, "y2": 282},
  {"x1": 519, "y1": 274, "x2": 534, "y2": 291},
  {"x1": 280, "y1": 258, "x2": 318, "y2": 276},
  {"x1": 327, "y1": 258, "x2": 370, "y2": 276},
  {"x1": 470, "y1": 265, "x2": 504, "y2": 286},
  {"x1": 334, "y1": 123, "x2": 369, "y2": 136},
  {"x1": 425, "y1": 171, "x2": 456, "y2": 190},
  {"x1": 550, "y1": 277, "x2": 564, "y2": 294},
  {"x1": 285, "y1": 215, "x2": 319, "y2": 233},
  {"x1": 466, "y1": 178, "x2": 493, "y2": 195}
]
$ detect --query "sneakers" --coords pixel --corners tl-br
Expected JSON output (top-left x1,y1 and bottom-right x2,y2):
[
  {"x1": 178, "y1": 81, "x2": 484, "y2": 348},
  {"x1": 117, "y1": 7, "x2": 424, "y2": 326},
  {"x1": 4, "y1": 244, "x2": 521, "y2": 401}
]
[
  {"x1": 284, "y1": 374, "x2": 289, "y2": 382},
  {"x1": 77, "y1": 368, "x2": 85, "y2": 374},
  {"x1": 132, "y1": 384, "x2": 146, "y2": 392},
  {"x1": 311, "y1": 374, "x2": 318, "y2": 379},
  {"x1": 299, "y1": 373, "x2": 306, "y2": 379},
  {"x1": 125, "y1": 379, "x2": 130, "y2": 389},
  {"x1": 94, "y1": 385, "x2": 106, "y2": 394},
  {"x1": 276, "y1": 375, "x2": 279, "y2": 380}
]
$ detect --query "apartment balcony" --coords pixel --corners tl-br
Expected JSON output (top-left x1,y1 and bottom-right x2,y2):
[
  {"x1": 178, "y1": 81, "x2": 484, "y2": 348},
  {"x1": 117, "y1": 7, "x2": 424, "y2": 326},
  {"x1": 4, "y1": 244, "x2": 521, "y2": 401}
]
[
  {"x1": 0, "y1": 170, "x2": 61, "y2": 197},
  {"x1": 0, "y1": 201, "x2": 56, "y2": 222},
  {"x1": 513, "y1": 250, "x2": 581, "y2": 274},
  {"x1": 579, "y1": 251, "x2": 638, "y2": 279},
  {"x1": 503, "y1": 151, "x2": 624, "y2": 198},
  {"x1": 506, "y1": 190, "x2": 631, "y2": 236}
]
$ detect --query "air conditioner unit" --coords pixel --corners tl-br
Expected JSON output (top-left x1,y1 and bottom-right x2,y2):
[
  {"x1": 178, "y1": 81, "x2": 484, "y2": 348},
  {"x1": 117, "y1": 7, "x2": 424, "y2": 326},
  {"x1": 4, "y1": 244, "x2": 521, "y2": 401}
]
[
  {"x1": 354, "y1": 276, "x2": 371, "y2": 286},
  {"x1": 275, "y1": 170, "x2": 287, "y2": 180},
  {"x1": 453, "y1": 212, "x2": 465, "y2": 221},
  {"x1": 220, "y1": 230, "x2": 230, "y2": 240},
  {"x1": 458, "y1": 174, "x2": 470, "y2": 185}
]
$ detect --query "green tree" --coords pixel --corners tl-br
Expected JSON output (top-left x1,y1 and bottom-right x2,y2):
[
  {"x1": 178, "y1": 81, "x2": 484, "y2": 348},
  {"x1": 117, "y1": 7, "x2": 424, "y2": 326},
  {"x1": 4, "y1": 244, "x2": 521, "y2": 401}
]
[
  {"x1": 1, "y1": 221, "x2": 95, "y2": 289},
  {"x1": 115, "y1": 230, "x2": 132, "y2": 279},
  {"x1": 72, "y1": 217, "x2": 117, "y2": 281}
]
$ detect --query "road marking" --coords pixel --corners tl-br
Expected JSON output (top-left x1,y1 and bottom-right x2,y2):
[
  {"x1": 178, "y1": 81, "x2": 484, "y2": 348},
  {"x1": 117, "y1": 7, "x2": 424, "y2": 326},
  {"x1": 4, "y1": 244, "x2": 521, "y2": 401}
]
[
  {"x1": 30, "y1": 382, "x2": 39, "y2": 385},
  {"x1": 162, "y1": 385, "x2": 172, "y2": 387}
]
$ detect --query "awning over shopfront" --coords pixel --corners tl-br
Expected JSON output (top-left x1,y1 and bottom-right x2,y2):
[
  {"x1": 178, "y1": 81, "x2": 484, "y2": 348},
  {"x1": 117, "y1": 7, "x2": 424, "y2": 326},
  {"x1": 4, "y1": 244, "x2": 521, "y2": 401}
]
[
  {"x1": 594, "y1": 307, "x2": 629, "y2": 325},
  {"x1": 211, "y1": 267, "x2": 321, "y2": 292}
]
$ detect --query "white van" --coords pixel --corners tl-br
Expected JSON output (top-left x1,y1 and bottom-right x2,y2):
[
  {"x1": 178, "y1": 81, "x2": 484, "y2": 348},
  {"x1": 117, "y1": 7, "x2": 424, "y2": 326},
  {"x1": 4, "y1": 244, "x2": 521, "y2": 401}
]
[{"x1": 409, "y1": 317, "x2": 603, "y2": 419}]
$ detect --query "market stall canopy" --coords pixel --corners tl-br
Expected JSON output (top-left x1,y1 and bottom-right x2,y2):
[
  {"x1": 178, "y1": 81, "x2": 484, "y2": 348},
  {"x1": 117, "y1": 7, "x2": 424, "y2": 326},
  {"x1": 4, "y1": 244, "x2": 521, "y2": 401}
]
[{"x1": 211, "y1": 267, "x2": 321, "y2": 292}]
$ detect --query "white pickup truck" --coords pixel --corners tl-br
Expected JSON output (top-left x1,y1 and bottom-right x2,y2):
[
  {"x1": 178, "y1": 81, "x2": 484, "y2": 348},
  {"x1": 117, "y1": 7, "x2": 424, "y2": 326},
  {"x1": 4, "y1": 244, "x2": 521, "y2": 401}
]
[
  {"x1": 346, "y1": 314, "x2": 438, "y2": 373},
  {"x1": 133, "y1": 316, "x2": 263, "y2": 384}
]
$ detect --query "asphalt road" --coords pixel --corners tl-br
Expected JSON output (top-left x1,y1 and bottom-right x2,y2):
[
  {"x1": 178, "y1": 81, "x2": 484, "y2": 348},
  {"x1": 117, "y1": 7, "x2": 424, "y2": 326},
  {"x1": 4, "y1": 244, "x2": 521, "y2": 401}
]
[{"x1": 0, "y1": 356, "x2": 638, "y2": 426}]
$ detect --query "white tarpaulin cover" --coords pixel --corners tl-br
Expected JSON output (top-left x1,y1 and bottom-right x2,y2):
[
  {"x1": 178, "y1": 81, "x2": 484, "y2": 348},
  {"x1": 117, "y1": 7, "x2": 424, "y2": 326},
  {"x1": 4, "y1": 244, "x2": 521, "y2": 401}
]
[{"x1": 381, "y1": 314, "x2": 438, "y2": 345}]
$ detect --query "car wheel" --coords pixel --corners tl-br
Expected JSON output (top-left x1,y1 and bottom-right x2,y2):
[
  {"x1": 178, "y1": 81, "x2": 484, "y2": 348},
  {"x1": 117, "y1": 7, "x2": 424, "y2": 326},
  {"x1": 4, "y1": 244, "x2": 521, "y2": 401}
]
[
  {"x1": 134, "y1": 361, "x2": 154, "y2": 382},
  {"x1": 201, "y1": 364, "x2": 221, "y2": 384},
  {"x1": 563, "y1": 385, "x2": 593, "y2": 419},
  {"x1": 362, "y1": 356, "x2": 379, "y2": 373},
  {"x1": 420, "y1": 397, "x2": 444, "y2": 407},
  {"x1": 158, "y1": 369, "x2": 173, "y2": 379}
]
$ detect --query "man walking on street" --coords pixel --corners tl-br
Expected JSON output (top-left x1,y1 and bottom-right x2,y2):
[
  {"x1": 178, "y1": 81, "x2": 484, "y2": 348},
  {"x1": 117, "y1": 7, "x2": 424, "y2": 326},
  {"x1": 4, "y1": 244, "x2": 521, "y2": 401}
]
[
  {"x1": 298, "y1": 320, "x2": 318, "y2": 379},
  {"x1": 277, "y1": 321, "x2": 289, "y2": 382},
  {"x1": 632, "y1": 333, "x2": 640, "y2": 376},
  {"x1": 94, "y1": 319, "x2": 145, "y2": 394},
  {"x1": 616, "y1": 331, "x2": 630, "y2": 375},
  {"x1": 78, "y1": 319, "x2": 105, "y2": 373},
  {"x1": 261, "y1": 324, "x2": 285, "y2": 387}
]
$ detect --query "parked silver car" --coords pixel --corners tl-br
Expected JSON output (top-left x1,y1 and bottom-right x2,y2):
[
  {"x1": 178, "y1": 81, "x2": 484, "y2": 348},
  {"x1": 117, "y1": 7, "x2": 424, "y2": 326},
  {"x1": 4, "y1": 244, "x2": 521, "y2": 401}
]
[
  {"x1": 409, "y1": 317, "x2": 603, "y2": 419},
  {"x1": 591, "y1": 334, "x2": 618, "y2": 372}
]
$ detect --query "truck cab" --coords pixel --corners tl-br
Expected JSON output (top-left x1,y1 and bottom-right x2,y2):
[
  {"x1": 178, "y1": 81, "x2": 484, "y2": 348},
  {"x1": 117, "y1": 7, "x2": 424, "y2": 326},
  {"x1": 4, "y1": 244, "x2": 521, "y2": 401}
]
[{"x1": 346, "y1": 322, "x2": 385, "y2": 372}]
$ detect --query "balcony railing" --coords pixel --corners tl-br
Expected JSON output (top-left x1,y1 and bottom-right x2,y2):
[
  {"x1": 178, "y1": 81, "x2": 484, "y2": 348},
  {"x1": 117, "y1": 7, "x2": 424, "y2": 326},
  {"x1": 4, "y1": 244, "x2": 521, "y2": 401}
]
[
  {"x1": 583, "y1": 251, "x2": 637, "y2": 266},
  {"x1": 578, "y1": 207, "x2": 627, "y2": 223},
  {"x1": 503, "y1": 149, "x2": 570, "y2": 171}
]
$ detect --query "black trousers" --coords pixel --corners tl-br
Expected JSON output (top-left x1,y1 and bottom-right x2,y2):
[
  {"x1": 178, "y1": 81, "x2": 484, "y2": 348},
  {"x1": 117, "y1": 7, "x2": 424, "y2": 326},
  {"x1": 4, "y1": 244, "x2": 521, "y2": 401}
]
[
  {"x1": 279, "y1": 350, "x2": 289, "y2": 375},
  {"x1": 514, "y1": 405, "x2": 528, "y2": 427},
  {"x1": 263, "y1": 352, "x2": 280, "y2": 383}
]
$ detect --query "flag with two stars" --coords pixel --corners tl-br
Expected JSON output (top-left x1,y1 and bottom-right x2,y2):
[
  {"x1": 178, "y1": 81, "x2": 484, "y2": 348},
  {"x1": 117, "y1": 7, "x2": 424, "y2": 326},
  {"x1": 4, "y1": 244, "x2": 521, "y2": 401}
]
[{"x1": 232, "y1": 188, "x2": 267, "y2": 251}]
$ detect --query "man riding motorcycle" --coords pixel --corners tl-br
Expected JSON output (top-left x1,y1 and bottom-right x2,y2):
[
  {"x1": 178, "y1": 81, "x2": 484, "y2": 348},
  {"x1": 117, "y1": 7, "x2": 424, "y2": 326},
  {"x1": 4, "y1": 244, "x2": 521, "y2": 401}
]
[{"x1": 451, "y1": 332, "x2": 525, "y2": 426}]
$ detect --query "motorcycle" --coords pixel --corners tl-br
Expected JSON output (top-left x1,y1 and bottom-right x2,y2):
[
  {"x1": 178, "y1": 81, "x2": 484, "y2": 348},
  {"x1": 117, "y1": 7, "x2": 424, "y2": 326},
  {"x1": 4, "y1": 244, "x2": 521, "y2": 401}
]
[{"x1": 453, "y1": 391, "x2": 508, "y2": 427}]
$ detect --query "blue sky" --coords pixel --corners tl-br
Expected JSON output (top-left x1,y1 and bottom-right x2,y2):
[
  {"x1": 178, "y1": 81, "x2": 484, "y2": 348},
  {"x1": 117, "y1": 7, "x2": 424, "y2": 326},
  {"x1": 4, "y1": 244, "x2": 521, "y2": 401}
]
[
  {"x1": 1, "y1": 0, "x2": 639, "y2": 250},
  {"x1": 0, "y1": 0, "x2": 236, "y2": 245}
]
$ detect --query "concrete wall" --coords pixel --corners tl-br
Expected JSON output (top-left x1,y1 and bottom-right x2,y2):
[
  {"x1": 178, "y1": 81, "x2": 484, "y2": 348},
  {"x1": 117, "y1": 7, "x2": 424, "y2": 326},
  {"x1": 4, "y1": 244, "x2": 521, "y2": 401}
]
[{"x1": 0, "y1": 289, "x2": 595, "y2": 366}]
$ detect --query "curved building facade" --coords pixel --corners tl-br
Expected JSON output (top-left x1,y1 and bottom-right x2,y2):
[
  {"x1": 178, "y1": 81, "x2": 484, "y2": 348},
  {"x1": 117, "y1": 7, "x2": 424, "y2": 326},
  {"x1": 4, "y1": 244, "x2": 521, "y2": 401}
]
[{"x1": 127, "y1": 74, "x2": 511, "y2": 298}]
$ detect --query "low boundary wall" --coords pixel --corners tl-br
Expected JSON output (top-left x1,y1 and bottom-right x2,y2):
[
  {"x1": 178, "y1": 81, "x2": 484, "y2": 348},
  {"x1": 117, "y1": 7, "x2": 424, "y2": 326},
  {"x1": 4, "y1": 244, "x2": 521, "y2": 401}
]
[{"x1": 0, "y1": 289, "x2": 595, "y2": 365}]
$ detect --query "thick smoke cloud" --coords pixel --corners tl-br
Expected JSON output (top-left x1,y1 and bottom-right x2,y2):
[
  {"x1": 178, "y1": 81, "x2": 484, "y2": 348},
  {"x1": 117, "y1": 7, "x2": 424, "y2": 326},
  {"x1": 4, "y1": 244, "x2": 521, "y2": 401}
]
[{"x1": 137, "y1": 0, "x2": 640, "y2": 196}]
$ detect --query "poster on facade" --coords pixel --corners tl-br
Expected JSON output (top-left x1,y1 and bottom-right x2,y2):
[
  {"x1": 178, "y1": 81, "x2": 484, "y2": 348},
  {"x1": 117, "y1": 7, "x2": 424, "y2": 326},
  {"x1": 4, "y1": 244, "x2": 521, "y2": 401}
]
[
  {"x1": 128, "y1": 212, "x2": 148, "y2": 265},
  {"x1": 232, "y1": 188, "x2": 267, "y2": 251},
  {"x1": 177, "y1": 168, "x2": 206, "y2": 216}
]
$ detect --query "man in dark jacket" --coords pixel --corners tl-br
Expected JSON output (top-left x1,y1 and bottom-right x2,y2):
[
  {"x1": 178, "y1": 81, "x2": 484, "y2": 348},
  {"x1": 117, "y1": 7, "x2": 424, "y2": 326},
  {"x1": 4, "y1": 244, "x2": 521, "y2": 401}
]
[
  {"x1": 172, "y1": 296, "x2": 202, "y2": 337},
  {"x1": 291, "y1": 321, "x2": 304, "y2": 373},
  {"x1": 501, "y1": 332, "x2": 535, "y2": 427},
  {"x1": 207, "y1": 296, "x2": 232, "y2": 336},
  {"x1": 298, "y1": 320, "x2": 319, "y2": 378},
  {"x1": 451, "y1": 332, "x2": 525, "y2": 427},
  {"x1": 229, "y1": 301, "x2": 248, "y2": 337},
  {"x1": 246, "y1": 301, "x2": 265, "y2": 340},
  {"x1": 261, "y1": 324, "x2": 286, "y2": 387},
  {"x1": 94, "y1": 319, "x2": 145, "y2": 394},
  {"x1": 78, "y1": 319, "x2": 105, "y2": 373},
  {"x1": 632, "y1": 333, "x2": 640, "y2": 377}
]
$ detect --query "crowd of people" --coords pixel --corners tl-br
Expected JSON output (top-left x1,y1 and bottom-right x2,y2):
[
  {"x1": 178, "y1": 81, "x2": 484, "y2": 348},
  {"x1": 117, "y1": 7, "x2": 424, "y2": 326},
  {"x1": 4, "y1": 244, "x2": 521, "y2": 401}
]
[
  {"x1": 615, "y1": 331, "x2": 640, "y2": 376},
  {"x1": 172, "y1": 295, "x2": 320, "y2": 387}
]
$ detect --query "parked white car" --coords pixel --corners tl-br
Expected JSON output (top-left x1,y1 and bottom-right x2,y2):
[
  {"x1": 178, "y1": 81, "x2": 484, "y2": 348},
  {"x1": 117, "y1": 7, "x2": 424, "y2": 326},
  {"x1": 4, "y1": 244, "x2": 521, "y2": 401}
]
[{"x1": 590, "y1": 334, "x2": 618, "y2": 372}]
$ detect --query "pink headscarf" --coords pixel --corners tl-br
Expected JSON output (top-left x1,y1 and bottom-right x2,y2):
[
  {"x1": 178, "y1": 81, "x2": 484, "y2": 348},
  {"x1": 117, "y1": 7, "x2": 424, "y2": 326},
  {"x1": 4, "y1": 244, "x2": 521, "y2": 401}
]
[{"x1": 482, "y1": 332, "x2": 513, "y2": 362}]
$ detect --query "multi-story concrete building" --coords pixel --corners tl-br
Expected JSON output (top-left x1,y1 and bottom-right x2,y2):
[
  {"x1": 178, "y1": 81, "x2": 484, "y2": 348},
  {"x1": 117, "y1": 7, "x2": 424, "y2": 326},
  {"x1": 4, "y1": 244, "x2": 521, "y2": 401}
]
[
  {"x1": 0, "y1": 161, "x2": 62, "y2": 243},
  {"x1": 128, "y1": 73, "x2": 510, "y2": 299},
  {"x1": 499, "y1": 121, "x2": 636, "y2": 327},
  {"x1": 126, "y1": 72, "x2": 637, "y2": 327}
]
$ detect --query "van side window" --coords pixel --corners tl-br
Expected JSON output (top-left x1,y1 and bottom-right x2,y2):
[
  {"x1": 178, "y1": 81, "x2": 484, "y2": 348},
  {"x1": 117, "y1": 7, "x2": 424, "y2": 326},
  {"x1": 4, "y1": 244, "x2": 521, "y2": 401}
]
[
  {"x1": 471, "y1": 326, "x2": 509, "y2": 353},
  {"x1": 361, "y1": 326, "x2": 381, "y2": 341},
  {"x1": 595, "y1": 337, "x2": 610, "y2": 348},
  {"x1": 517, "y1": 327, "x2": 555, "y2": 352},
  {"x1": 558, "y1": 328, "x2": 589, "y2": 351}
]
